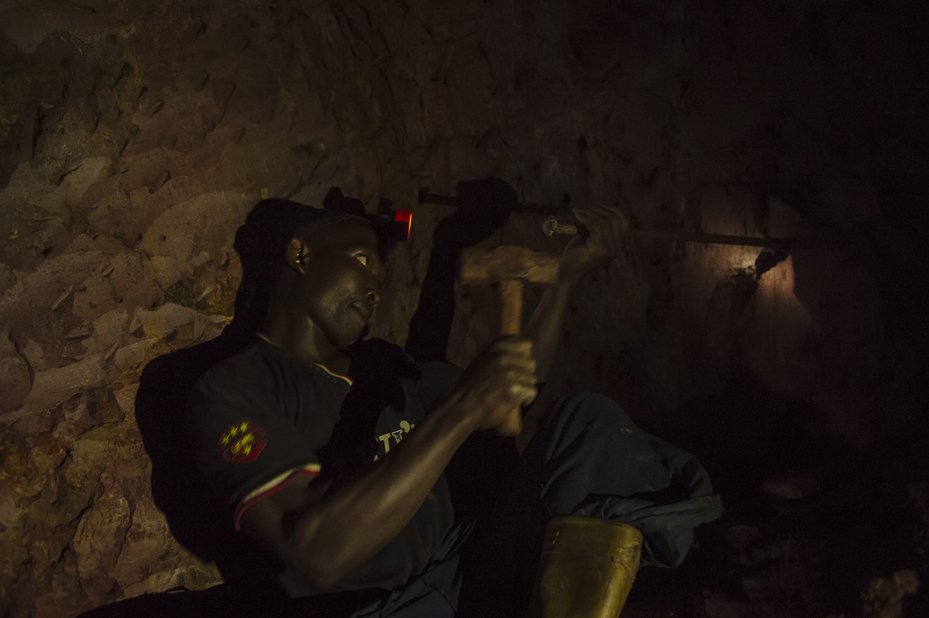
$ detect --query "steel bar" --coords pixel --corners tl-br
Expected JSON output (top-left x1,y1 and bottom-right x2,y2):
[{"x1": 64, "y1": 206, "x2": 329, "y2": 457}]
[{"x1": 419, "y1": 188, "x2": 796, "y2": 251}]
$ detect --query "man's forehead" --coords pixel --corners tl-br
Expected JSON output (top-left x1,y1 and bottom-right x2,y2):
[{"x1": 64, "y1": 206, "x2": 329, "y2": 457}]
[{"x1": 307, "y1": 217, "x2": 379, "y2": 250}]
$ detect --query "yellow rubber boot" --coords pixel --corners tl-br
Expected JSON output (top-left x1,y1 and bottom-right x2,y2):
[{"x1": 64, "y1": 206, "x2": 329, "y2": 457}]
[{"x1": 527, "y1": 516, "x2": 643, "y2": 618}]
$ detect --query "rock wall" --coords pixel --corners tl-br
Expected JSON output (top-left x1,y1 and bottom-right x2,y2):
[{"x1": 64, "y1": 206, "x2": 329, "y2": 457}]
[{"x1": 0, "y1": 0, "x2": 926, "y2": 615}]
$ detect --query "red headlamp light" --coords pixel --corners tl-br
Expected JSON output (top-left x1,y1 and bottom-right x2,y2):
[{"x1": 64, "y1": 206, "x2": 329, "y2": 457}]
[{"x1": 392, "y1": 209, "x2": 413, "y2": 241}]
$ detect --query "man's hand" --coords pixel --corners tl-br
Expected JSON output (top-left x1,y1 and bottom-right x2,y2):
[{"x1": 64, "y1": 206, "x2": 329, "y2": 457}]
[
  {"x1": 447, "y1": 338, "x2": 537, "y2": 434},
  {"x1": 558, "y1": 204, "x2": 630, "y2": 284}
]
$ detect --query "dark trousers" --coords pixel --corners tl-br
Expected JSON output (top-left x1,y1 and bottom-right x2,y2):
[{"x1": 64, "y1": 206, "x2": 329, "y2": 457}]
[{"x1": 360, "y1": 391, "x2": 723, "y2": 617}]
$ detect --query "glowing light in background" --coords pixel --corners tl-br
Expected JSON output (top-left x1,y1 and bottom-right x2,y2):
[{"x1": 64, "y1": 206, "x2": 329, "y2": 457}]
[
  {"x1": 755, "y1": 253, "x2": 798, "y2": 304},
  {"x1": 732, "y1": 247, "x2": 762, "y2": 272}
]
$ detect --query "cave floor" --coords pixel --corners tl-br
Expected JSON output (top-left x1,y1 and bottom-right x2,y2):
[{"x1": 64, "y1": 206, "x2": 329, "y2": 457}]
[{"x1": 624, "y1": 389, "x2": 928, "y2": 618}]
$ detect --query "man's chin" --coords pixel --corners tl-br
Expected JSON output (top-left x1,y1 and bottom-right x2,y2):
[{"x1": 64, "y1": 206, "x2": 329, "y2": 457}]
[{"x1": 335, "y1": 324, "x2": 369, "y2": 349}]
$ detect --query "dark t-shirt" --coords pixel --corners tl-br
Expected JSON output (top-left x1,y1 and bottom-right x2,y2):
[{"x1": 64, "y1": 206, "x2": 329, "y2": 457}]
[{"x1": 186, "y1": 337, "x2": 458, "y2": 594}]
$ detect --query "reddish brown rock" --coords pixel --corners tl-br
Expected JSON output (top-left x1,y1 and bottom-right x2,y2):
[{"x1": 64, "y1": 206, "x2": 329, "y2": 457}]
[
  {"x1": 0, "y1": 355, "x2": 31, "y2": 414},
  {"x1": 73, "y1": 489, "x2": 131, "y2": 599},
  {"x1": 7, "y1": 355, "x2": 105, "y2": 421},
  {"x1": 91, "y1": 309, "x2": 131, "y2": 354}
]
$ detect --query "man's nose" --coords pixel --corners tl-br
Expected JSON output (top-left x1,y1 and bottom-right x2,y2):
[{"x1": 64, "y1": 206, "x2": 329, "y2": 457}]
[{"x1": 366, "y1": 288, "x2": 380, "y2": 306}]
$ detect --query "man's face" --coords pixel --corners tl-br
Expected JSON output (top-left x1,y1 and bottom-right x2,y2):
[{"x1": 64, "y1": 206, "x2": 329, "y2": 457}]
[{"x1": 294, "y1": 220, "x2": 385, "y2": 350}]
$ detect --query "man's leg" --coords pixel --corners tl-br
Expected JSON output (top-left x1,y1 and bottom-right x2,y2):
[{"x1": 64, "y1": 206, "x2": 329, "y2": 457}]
[
  {"x1": 528, "y1": 392, "x2": 722, "y2": 615},
  {"x1": 460, "y1": 392, "x2": 721, "y2": 615},
  {"x1": 529, "y1": 392, "x2": 671, "y2": 514},
  {"x1": 530, "y1": 392, "x2": 722, "y2": 568}
]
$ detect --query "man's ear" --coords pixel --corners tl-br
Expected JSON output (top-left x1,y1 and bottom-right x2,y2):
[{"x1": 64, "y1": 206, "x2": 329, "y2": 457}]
[{"x1": 285, "y1": 237, "x2": 310, "y2": 274}]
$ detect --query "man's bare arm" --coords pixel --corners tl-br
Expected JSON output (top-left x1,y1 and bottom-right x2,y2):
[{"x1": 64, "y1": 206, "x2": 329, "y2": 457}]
[
  {"x1": 239, "y1": 340, "x2": 537, "y2": 590},
  {"x1": 526, "y1": 205, "x2": 629, "y2": 383}
]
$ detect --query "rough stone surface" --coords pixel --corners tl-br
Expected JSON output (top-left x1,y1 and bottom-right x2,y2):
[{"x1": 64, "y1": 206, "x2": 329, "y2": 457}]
[
  {"x1": 0, "y1": 348, "x2": 31, "y2": 413},
  {"x1": 0, "y1": 0, "x2": 926, "y2": 616}
]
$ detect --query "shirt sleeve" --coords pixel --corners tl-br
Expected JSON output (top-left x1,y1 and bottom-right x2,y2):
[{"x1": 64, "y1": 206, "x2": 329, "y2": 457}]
[{"x1": 186, "y1": 360, "x2": 321, "y2": 529}]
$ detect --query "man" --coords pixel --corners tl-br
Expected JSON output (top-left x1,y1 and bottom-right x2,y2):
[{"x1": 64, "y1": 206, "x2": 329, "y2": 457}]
[{"x1": 186, "y1": 197, "x2": 721, "y2": 616}]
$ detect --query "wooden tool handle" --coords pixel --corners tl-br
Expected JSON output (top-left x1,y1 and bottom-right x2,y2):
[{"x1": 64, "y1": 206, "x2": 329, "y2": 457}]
[
  {"x1": 499, "y1": 279, "x2": 523, "y2": 336},
  {"x1": 497, "y1": 279, "x2": 524, "y2": 436}
]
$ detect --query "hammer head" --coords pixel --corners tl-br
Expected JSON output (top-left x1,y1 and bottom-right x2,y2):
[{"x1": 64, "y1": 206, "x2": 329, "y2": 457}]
[{"x1": 459, "y1": 245, "x2": 560, "y2": 285}]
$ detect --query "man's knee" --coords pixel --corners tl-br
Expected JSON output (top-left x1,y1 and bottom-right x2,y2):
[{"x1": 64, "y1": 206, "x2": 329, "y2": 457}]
[
  {"x1": 554, "y1": 391, "x2": 635, "y2": 433},
  {"x1": 535, "y1": 391, "x2": 670, "y2": 511}
]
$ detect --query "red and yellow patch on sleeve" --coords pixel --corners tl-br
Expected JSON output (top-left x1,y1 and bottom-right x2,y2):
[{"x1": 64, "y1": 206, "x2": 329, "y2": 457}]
[{"x1": 219, "y1": 421, "x2": 267, "y2": 463}]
